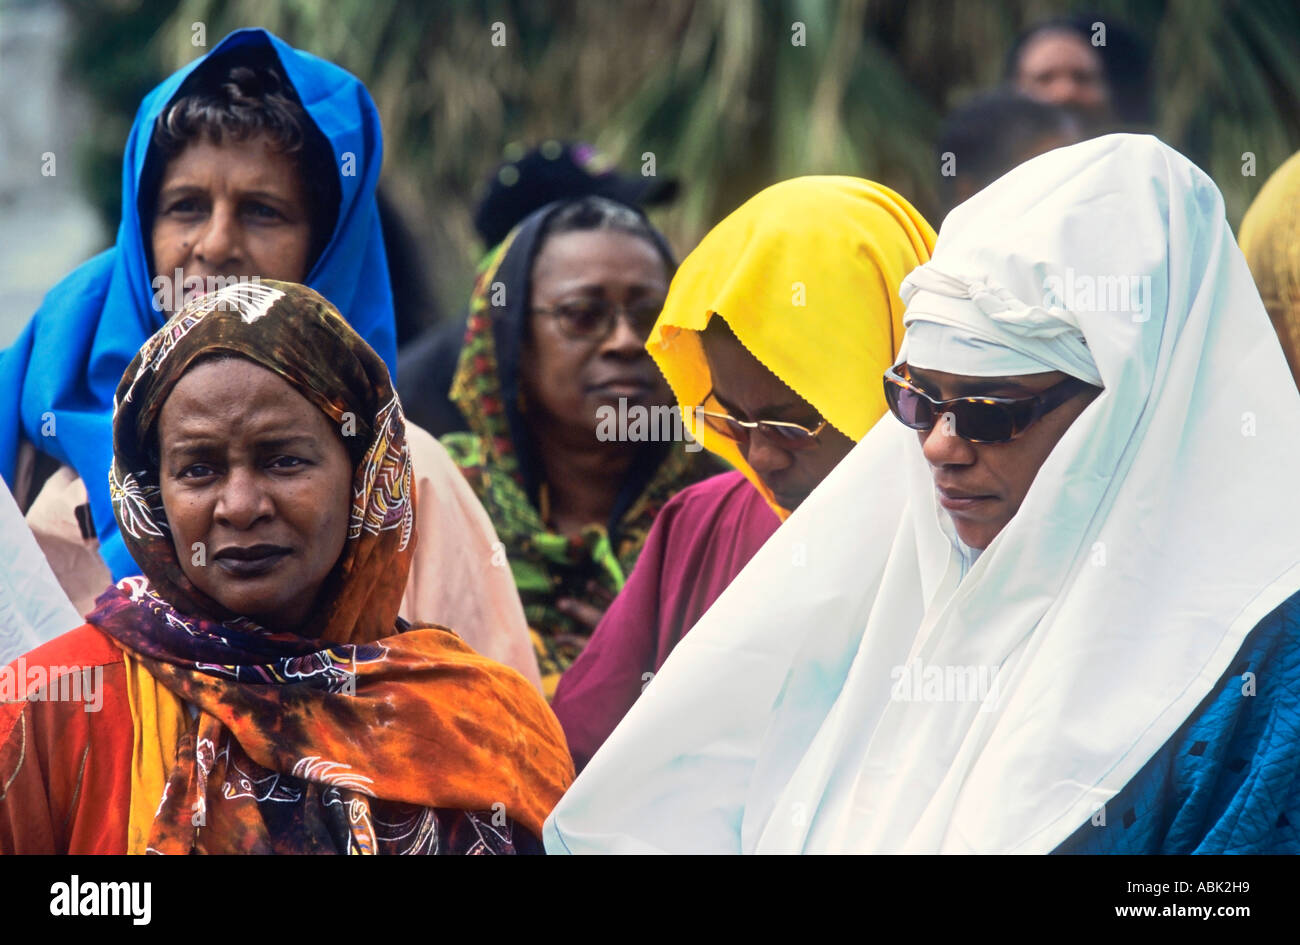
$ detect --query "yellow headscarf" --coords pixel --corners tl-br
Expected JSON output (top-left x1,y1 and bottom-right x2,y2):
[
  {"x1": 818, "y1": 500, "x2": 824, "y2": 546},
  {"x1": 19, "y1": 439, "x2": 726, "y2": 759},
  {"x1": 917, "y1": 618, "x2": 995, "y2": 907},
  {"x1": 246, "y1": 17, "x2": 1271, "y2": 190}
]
[
  {"x1": 647, "y1": 176, "x2": 936, "y2": 518},
  {"x1": 1238, "y1": 151, "x2": 1300, "y2": 384}
]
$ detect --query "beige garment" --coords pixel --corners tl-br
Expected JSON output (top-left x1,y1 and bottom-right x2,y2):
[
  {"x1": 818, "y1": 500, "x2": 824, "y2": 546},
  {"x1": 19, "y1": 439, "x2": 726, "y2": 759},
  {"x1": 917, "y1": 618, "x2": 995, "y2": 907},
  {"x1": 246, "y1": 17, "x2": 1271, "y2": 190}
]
[
  {"x1": 21, "y1": 451, "x2": 111, "y2": 618},
  {"x1": 400, "y1": 423, "x2": 543, "y2": 691}
]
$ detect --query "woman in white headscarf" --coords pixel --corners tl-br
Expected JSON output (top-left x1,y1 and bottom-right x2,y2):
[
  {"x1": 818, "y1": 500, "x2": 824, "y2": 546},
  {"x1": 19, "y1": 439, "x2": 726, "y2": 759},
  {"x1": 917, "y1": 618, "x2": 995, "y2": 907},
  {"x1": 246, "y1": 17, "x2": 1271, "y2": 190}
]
[{"x1": 544, "y1": 134, "x2": 1300, "y2": 854}]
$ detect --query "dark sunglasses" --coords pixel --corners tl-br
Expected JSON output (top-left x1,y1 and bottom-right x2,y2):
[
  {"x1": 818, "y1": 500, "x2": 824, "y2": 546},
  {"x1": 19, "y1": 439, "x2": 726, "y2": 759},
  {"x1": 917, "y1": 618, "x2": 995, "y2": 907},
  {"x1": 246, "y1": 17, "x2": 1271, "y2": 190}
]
[
  {"x1": 693, "y1": 393, "x2": 829, "y2": 450},
  {"x1": 532, "y1": 297, "x2": 666, "y2": 342},
  {"x1": 883, "y1": 364, "x2": 1094, "y2": 443}
]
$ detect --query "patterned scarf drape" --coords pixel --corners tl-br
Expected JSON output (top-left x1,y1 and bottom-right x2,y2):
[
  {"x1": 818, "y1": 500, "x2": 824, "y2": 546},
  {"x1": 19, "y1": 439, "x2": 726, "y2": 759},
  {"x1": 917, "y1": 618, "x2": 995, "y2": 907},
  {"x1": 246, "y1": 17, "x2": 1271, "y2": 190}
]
[{"x1": 91, "y1": 280, "x2": 572, "y2": 852}]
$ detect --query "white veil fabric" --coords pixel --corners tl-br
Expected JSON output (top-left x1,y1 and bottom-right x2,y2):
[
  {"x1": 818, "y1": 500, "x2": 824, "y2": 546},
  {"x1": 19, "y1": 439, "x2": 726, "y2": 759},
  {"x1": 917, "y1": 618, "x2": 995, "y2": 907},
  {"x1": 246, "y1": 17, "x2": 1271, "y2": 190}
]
[
  {"x1": 544, "y1": 135, "x2": 1300, "y2": 853},
  {"x1": 1, "y1": 483, "x2": 81, "y2": 666}
]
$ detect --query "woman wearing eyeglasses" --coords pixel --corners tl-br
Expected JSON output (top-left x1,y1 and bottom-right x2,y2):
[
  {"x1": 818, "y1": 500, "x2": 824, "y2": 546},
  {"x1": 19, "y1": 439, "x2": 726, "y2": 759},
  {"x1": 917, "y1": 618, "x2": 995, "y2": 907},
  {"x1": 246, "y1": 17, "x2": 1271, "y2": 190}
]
[
  {"x1": 440, "y1": 196, "x2": 724, "y2": 698},
  {"x1": 551, "y1": 177, "x2": 936, "y2": 770},
  {"x1": 546, "y1": 135, "x2": 1300, "y2": 854}
]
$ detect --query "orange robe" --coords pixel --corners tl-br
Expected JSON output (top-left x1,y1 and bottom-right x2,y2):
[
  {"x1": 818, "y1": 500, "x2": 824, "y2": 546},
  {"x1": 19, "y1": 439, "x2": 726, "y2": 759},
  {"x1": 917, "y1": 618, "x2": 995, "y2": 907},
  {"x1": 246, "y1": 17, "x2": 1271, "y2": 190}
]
[
  {"x1": 1, "y1": 623, "x2": 571, "y2": 854},
  {"x1": 0, "y1": 626, "x2": 131, "y2": 853}
]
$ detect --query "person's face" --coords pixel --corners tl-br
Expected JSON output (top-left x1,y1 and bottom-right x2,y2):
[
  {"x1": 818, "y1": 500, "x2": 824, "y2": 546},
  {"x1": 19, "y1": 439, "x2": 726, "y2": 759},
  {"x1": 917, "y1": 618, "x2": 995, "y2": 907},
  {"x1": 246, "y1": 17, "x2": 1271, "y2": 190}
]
[
  {"x1": 1015, "y1": 31, "x2": 1110, "y2": 121},
  {"x1": 150, "y1": 133, "x2": 313, "y2": 310},
  {"x1": 521, "y1": 229, "x2": 672, "y2": 437},
  {"x1": 156, "y1": 357, "x2": 353, "y2": 632},
  {"x1": 700, "y1": 332, "x2": 855, "y2": 511},
  {"x1": 909, "y1": 366, "x2": 1097, "y2": 550}
]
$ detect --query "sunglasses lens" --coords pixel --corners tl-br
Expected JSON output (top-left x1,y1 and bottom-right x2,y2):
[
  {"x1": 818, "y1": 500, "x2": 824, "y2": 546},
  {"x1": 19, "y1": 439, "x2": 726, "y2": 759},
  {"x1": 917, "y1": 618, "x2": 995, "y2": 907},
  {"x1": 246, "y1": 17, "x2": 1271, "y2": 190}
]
[
  {"x1": 765, "y1": 424, "x2": 813, "y2": 444},
  {"x1": 950, "y1": 403, "x2": 1017, "y2": 443},
  {"x1": 888, "y1": 384, "x2": 935, "y2": 430},
  {"x1": 701, "y1": 412, "x2": 747, "y2": 443},
  {"x1": 725, "y1": 418, "x2": 752, "y2": 443}
]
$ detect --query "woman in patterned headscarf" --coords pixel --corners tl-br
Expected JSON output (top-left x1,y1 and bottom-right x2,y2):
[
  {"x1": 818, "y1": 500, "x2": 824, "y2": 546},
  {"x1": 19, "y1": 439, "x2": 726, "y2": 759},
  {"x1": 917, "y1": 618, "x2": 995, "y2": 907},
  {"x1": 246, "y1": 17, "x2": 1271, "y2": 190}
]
[
  {"x1": 442, "y1": 196, "x2": 724, "y2": 698},
  {"x1": 0, "y1": 280, "x2": 572, "y2": 854}
]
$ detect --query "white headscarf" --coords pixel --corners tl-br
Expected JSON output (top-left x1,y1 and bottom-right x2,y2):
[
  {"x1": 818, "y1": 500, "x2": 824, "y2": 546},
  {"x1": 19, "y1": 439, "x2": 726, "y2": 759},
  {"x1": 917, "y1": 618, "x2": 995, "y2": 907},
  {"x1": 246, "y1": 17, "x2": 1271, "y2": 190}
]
[{"x1": 544, "y1": 135, "x2": 1300, "y2": 853}]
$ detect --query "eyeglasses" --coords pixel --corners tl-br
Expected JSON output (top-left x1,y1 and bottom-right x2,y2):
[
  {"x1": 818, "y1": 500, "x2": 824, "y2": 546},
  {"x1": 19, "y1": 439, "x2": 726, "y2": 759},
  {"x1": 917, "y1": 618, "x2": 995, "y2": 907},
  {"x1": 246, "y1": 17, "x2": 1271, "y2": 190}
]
[
  {"x1": 883, "y1": 363, "x2": 1094, "y2": 444},
  {"x1": 531, "y1": 297, "x2": 666, "y2": 342},
  {"x1": 692, "y1": 393, "x2": 829, "y2": 451}
]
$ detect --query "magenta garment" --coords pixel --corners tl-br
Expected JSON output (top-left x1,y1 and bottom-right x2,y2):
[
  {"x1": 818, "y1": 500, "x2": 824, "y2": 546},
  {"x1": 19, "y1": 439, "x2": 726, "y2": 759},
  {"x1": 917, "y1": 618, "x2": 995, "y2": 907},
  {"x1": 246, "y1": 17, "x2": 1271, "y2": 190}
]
[{"x1": 552, "y1": 471, "x2": 780, "y2": 771}]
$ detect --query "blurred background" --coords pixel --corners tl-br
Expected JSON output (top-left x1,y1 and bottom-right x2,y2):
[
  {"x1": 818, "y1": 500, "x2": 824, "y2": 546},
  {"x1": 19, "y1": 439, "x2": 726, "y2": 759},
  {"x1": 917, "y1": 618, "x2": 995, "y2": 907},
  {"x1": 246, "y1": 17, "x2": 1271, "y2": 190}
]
[{"x1": 2, "y1": 0, "x2": 1299, "y2": 345}]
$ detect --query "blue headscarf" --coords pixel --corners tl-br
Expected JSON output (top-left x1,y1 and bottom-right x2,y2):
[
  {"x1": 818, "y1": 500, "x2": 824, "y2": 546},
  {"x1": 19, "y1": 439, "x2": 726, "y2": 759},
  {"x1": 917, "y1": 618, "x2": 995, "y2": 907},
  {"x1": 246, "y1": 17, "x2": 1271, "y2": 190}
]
[{"x1": 0, "y1": 28, "x2": 396, "y2": 582}]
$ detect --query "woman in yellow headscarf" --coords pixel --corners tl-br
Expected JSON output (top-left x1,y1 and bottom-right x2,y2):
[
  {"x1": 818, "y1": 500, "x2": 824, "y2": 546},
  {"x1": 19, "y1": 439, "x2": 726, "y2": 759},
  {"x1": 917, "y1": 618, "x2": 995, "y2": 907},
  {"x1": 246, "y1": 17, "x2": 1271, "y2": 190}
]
[
  {"x1": 1238, "y1": 150, "x2": 1300, "y2": 387},
  {"x1": 550, "y1": 176, "x2": 935, "y2": 769}
]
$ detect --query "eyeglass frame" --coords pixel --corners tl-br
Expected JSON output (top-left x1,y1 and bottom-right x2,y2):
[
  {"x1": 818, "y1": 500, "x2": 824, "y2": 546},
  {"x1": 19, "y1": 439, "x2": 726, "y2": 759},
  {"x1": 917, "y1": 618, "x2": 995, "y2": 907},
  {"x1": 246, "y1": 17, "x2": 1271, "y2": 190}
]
[
  {"x1": 529, "y1": 296, "x2": 667, "y2": 342},
  {"x1": 882, "y1": 363, "x2": 1095, "y2": 444},
  {"x1": 692, "y1": 390, "x2": 830, "y2": 450}
]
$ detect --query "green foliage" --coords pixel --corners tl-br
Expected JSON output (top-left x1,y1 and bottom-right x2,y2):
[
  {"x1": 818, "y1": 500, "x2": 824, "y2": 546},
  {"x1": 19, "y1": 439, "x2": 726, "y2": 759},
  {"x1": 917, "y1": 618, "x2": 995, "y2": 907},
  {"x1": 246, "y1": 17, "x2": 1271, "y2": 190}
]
[
  {"x1": 63, "y1": 0, "x2": 184, "y2": 226},
  {"x1": 62, "y1": 0, "x2": 1300, "y2": 320}
]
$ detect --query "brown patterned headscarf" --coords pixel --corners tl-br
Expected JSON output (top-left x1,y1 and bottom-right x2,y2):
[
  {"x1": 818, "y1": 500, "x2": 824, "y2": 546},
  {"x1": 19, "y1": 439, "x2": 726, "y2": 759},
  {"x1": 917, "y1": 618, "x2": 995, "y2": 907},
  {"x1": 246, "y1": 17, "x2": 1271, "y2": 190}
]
[
  {"x1": 89, "y1": 281, "x2": 573, "y2": 853},
  {"x1": 108, "y1": 279, "x2": 412, "y2": 644}
]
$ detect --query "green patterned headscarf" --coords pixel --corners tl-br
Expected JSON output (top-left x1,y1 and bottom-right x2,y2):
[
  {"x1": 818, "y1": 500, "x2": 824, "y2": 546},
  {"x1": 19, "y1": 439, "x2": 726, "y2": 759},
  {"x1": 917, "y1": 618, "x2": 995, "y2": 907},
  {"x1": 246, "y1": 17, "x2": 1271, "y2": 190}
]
[{"x1": 441, "y1": 204, "x2": 723, "y2": 697}]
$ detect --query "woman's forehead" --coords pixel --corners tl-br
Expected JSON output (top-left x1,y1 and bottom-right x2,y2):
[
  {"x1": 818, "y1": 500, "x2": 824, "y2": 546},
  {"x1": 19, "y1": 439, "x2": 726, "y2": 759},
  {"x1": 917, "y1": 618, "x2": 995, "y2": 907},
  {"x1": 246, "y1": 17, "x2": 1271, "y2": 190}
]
[
  {"x1": 531, "y1": 229, "x2": 667, "y2": 285},
  {"x1": 157, "y1": 132, "x2": 304, "y2": 192},
  {"x1": 160, "y1": 357, "x2": 319, "y2": 426}
]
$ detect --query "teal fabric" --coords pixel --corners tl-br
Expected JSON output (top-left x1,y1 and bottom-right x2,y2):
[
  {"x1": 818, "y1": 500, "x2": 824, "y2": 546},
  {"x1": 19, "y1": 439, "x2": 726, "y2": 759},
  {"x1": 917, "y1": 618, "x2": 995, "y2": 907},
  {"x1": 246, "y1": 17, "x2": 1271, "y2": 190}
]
[
  {"x1": 0, "y1": 28, "x2": 395, "y2": 582},
  {"x1": 1055, "y1": 590, "x2": 1300, "y2": 854}
]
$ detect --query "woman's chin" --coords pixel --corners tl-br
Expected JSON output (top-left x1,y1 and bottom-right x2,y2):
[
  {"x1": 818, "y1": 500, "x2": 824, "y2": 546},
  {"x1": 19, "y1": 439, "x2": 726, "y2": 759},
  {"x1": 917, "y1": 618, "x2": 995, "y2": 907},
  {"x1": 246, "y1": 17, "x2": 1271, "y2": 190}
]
[
  {"x1": 585, "y1": 397, "x2": 675, "y2": 448},
  {"x1": 953, "y1": 521, "x2": 999, "y2": 551},
  {"x1": 585, "y1": 387, "x2": 659, "y2": 415},
  {"x1": 201, "y1": 583, "x2": 298, "y2": 628}
]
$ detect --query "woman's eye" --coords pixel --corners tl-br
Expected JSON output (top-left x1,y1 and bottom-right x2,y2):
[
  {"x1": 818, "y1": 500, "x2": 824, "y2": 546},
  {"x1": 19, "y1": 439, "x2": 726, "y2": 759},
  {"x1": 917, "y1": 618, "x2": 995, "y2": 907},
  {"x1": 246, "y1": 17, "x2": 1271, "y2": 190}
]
[
  {"x1": 246, "y1": 202, "x2": 284, "y2": 220},
  {"x1": 269, "y1": 455, "x2": 305, "y2": 469},
  {"x1": 179, "y1": 464, "x2": 216, "y2": 479},
  {"x1": 166, "y1": 198, "x2": 202, "y2": 215}
]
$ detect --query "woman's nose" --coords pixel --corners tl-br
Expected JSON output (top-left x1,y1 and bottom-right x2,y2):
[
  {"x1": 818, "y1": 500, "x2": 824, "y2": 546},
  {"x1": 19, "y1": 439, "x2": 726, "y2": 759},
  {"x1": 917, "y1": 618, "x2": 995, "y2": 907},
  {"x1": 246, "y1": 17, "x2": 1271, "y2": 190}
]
[
  {"x1": 744, "y1": 431, "x2": 795, "y2": 477},
  {"x1": 193, "y1": 202, "x2": 242, "y2": 270},
  {"x1": 213, "y1": 467, "x2": 274, "y2": 529},
  {"x1": 1048, "y1": 76, "x2": 1087, "y2": 104},
  {"x1": 599, "y1": 310, "x2": 649, "y2": 357},
  {"x1": 920, "y1": 413, "x2": 978, "y2": 466}
]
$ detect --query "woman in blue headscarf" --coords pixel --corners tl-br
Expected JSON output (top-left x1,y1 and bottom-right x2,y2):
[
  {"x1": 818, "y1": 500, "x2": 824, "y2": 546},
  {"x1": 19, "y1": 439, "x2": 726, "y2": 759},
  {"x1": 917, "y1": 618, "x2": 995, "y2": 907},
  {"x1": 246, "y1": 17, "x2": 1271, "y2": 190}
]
[{"x1": 0, "y1": 28, "x2": 395, "y2": 594}]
